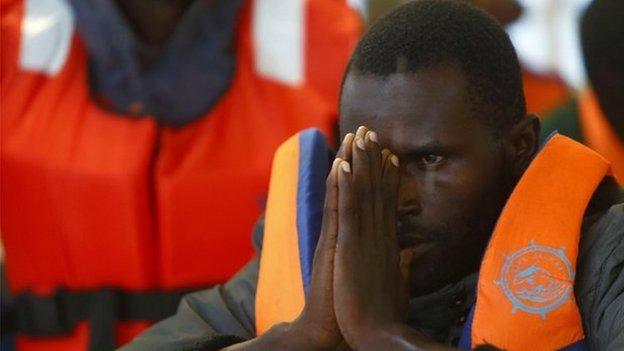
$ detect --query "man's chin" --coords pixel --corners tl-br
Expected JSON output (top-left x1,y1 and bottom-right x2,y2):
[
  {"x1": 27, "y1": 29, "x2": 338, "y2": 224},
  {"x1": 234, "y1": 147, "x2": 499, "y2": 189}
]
[
  {"x1": 397, "y1": 232, "x2": 428, "y2": 249},
  {"x1": 406, "y1": 246, "x2": 464, "y2": 297}
]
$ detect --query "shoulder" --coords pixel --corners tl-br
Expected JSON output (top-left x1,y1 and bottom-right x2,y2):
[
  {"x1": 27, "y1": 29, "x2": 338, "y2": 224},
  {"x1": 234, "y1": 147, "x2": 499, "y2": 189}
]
[
  {"x1": 577, "y1": 203, "x2": 624, "y2": 290},
  {"x1": 579, "y1": 203, "x2": 624, "y2": 262},
  {"x1": 576, "y1": 203, "x2": 624, "y2": 351}
]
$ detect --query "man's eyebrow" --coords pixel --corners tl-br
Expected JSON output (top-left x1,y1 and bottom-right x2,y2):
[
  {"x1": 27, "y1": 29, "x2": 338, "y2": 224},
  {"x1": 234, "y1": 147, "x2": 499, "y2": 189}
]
[{"x1": 402, "y1": 141, "x2": 453, "y2": 156}]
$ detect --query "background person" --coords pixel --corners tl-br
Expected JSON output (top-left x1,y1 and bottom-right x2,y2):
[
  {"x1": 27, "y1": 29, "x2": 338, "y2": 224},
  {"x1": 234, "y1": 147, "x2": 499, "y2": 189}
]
[
  {"x1": 541, "y1": 0, "x2": 624, "y2": 183},
  {"x1": 0, "y1": 0, "x2": 362, "y2": 349}
]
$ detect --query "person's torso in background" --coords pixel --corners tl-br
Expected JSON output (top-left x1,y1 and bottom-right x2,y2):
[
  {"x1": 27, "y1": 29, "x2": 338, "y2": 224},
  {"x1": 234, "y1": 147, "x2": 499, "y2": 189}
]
[{"x1": 0, "y1": 0, "x2": 362, "y2": 349}]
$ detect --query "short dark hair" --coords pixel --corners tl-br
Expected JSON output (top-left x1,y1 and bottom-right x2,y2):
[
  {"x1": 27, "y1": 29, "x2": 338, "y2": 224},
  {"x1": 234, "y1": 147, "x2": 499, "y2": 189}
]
[
  {"x1": 343, "y1": 0, "x2": 526, "y2": 132},
  {"x1": 581, "y1": 0, "x2": 624, "y2": 135}
]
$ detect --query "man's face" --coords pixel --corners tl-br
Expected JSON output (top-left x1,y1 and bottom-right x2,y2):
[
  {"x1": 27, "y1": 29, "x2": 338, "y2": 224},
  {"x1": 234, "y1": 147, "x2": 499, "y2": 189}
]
[{"x1": 339, "y1": 64, "x2": 515, "y2": 296}]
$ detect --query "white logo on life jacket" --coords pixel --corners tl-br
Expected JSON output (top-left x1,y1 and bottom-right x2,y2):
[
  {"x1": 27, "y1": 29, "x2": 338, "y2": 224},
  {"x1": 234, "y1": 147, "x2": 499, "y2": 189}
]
[{"x1": 495, "y1": 240, "x2": 574, "y2": 319}]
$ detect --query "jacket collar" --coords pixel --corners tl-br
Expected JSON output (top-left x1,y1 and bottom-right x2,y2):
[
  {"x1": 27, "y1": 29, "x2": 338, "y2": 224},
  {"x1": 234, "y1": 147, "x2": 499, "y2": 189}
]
[{"x1": 69, "y1": 0, "x2": 243, "y2": 126}]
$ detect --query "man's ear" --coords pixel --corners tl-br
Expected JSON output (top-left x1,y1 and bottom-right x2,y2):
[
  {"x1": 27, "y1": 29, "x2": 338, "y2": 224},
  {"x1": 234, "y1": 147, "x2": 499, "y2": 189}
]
[{"x1": 505, "y1": 114, "x2": 540, "y2": 179}]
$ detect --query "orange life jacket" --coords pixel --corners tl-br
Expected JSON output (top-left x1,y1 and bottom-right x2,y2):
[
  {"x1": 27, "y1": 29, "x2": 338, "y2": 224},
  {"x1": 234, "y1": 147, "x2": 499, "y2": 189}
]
[
  {"x1": 465, "y1": 134, "x2": 610, "y2": 350},
  {"x1": 0, "y1": 0, "x2": 362, "y2": 349},
  {"x1": 255, "y1": 129, "x2": 330, "y2": 335},
  {"x1": 255, "y1": 132, "x2": 611, "y2": 350},
  {"x1": 578, "y1": 88, "x2": 624, "y2": 184}
]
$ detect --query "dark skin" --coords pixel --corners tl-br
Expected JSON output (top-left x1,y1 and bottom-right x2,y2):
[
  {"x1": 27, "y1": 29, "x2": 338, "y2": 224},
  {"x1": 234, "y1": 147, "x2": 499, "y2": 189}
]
[
  {"x1": 224, "y1": 64, "x2": 540, "y2": 350},
  {"x1": 113, "y1": 0, "x2": 194, "y2": 46}
]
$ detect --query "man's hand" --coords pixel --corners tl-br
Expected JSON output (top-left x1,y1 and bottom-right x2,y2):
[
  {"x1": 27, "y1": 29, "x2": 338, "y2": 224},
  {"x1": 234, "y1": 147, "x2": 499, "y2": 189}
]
[
  {"x1": 286, "y1": 136, "x2": 354, "y2": 350},
  {"x1": 224, "y1": 135, "x2": 355, "y2": 351},
  {"x1": 333, "y1": 126, "x2": 410, "y2": 348},
  {"x1": 329, "y1": 126, "x2": 457, "y2": 351}
]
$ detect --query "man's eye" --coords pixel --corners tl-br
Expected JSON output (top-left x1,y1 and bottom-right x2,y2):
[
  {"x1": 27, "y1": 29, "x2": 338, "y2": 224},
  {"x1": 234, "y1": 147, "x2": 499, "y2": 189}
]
[{"x1": 421, "y1": 154, "x2": 444, "y2": 165}]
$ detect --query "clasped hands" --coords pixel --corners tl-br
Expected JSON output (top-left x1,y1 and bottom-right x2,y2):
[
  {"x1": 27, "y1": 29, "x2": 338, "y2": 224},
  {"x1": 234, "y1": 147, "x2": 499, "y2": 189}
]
[
  {"x1": 287, "y1": 126, "x2": 415, "y2": 351},
  {"x1": 225, "y1": 126, "x2": 453, "y2": 351}
]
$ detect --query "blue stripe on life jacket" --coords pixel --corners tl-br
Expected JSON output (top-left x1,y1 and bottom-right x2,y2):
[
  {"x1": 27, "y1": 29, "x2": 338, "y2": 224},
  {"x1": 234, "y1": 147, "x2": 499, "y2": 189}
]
[
  {"x1": 458, "y1": 306, "x2": 475, "y2": 350},
  {"x1": 296, "y1": 129, "x2": 331, "y2": 295},
  {"x1": 561, "y1": 339, "x2": 590, "y2": 351}
]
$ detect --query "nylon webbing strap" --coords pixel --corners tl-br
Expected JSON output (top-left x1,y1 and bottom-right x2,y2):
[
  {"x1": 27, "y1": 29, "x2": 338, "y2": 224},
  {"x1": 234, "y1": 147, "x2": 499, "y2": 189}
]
[{"x1": 10, "y1": 288, "x2": 197, "y2": 350}]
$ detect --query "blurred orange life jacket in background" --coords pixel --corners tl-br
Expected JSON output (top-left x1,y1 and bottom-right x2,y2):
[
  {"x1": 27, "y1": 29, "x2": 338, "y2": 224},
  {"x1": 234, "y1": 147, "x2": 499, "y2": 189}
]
[
  {"x1": 578, "y1": 89, "x2": 624, "y2": 184},
  {"x1": 0, "y1": 0, "x2": 362, "y2": 349},
  {"x1": 522, "y1": 68, "x2": 571, "y2": 117}
]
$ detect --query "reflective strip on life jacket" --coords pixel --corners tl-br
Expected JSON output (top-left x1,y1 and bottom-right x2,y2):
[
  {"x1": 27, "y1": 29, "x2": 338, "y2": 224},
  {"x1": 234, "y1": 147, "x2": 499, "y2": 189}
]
[
  {"x1": 252, "y1": 0, "x2": 306, "y2": 85},
  {"x1": 255, "y1": 129, "x2": 330, "y2": 335},
  {"x1": 252, "y1": 0, "x2": 362, "y2": 102},
  {"x1": 578, "y1": 88, "x2": 624, "y2": 185},
  {"x1": 18, "y1": 0, "x2": 74, "y2": 76},
  {"x1": 468, "y1": 134, "x2": 610, "y2": 350}
]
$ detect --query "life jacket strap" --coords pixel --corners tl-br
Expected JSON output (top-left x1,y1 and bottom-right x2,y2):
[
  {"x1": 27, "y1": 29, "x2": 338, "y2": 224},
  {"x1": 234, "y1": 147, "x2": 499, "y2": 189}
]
[{"x1": 8, "y1": 288, "x2": 196, "y2": 350}]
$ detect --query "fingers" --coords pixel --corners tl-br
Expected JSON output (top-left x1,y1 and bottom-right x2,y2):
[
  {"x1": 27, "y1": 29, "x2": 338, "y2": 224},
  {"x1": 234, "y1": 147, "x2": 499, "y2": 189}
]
[
  {"x1": 337, "y1": 159, "x2": 356, "y2": 248},
  {"x1": 352, "y1": 127, "x2": 374, "y2": 235},
  {"x1": 313, "y1": 158, "x2": 341, "y2": 268},
  {"x1": 339, "y1": 126, "x2": 397, "y2": 242},
  {"x1": 365, "y1": 131, "x2": 384, "y2": 233},
  {"x1": 399, "y1": 248, "x2": 414, "y2": 313},
  {"x1": 382, "y1": 152, "x2": 400, "y2": 239},
  {"x1": 399, "y1": 249, "x2": 414, "y2": 287},
  {"x1": 381, "y1": 149, "x2": 392, "y2": 172},
  {"x1": 336, "y1": 133, "x2": 354, "y2": 162}
]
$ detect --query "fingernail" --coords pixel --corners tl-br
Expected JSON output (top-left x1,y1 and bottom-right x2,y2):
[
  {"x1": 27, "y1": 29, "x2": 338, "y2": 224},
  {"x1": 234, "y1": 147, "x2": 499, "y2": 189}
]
[
  {"x1": 341, "y1": 161, "x2": 351, "y2": 173},
  {"x1": 357, "y1": 126, "x2": 367, "y2": 135},
  {"x1": 332, "y1": 158, "x2": 343, "y2": 169},
  {"x1": 368, "y1": 131, "x2": 378, "y2": 143},
  {"x1": 390, "y1": 155, "x2": 399, "y2": 167},
  {"x1": 343, "y1": 133, "x2": 354, "y2": 144},
  {"x1": 355, "y1": 137, "x2": 366, "y2": 150}
]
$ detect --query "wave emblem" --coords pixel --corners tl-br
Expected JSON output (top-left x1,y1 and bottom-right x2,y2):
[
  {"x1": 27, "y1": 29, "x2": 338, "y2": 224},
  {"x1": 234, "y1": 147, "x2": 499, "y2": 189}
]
[{"x1": 495, "y1": 240, "x2": 574, "y2": 319}]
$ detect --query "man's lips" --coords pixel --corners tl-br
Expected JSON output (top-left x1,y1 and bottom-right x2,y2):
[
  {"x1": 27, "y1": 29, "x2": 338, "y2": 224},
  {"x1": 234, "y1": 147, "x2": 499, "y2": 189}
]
[
  {"x1": 398, "y1": 232, "x2": 436, "y2": 262},
  {"x1": 397, "y1": 232, "x2": 427, "y2": 249}
]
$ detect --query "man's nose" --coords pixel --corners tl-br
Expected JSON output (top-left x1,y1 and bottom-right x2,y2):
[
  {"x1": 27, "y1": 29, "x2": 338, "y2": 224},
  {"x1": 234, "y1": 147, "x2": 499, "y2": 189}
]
[{"x1": 397, "y1": 177, "x2": 421, "y2": 217}]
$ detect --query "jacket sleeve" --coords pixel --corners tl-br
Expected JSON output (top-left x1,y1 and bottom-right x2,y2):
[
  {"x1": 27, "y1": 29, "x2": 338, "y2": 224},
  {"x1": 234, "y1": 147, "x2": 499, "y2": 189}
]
[
  {"x1": 117, "y1": 218, "x2": 264, "y2": 351},
  {"x1": 576, "y1": 204, "x2": 624, "y2": 351}
]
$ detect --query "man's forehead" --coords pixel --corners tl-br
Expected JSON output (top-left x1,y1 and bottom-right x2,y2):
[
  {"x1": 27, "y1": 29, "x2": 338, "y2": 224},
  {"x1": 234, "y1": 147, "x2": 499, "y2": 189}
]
[{"x1": 339, "y1": 66, "x2": 473, "y2": 142}]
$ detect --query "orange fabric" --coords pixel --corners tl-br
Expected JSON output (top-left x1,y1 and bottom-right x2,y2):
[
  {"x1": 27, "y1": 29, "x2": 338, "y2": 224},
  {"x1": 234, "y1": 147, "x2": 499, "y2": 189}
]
[
  {"x1": 1, "y1": 0, "x2": 360, "y2": 349},
  {"x1": 306, "y1": 0, "x2": 363, "y2": 104},
  {"x1": 1, "y1": 36, "x2": 158, "y2": 294},
  {"x1": 579, "y1": 88, "x2": 624, "y2": 185},
  {"x1": 523, "y1": 69, "x2": 570, "y2": 116},
  {"x1": 255, "y1": 134, "x2": 306, "y2": 335},
  {"x1": 472, "y1": 135, "x2": 610, "y2": 350},
  {"x1": 155, "y1": 2, "x2": 342, "y2": 287},
  {"x1": 0, "y1": 0, "x2": 22, "y2": 80}
]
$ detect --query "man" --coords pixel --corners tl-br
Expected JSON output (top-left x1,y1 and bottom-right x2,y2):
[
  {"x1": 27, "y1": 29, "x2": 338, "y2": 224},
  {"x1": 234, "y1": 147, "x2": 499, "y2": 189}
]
[
  {"x1": 541, "y1": 0, "x2": 623, "y2": 183},
  {"x1": 120, "y1": 1, "x2": 624, "y2": 350}
]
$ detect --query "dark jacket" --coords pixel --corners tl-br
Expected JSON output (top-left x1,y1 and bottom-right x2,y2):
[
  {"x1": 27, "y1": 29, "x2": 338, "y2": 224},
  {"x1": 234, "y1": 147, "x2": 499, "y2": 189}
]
[{"x1": 119, "y1": 182, "x2": 624, "y2": 351}]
